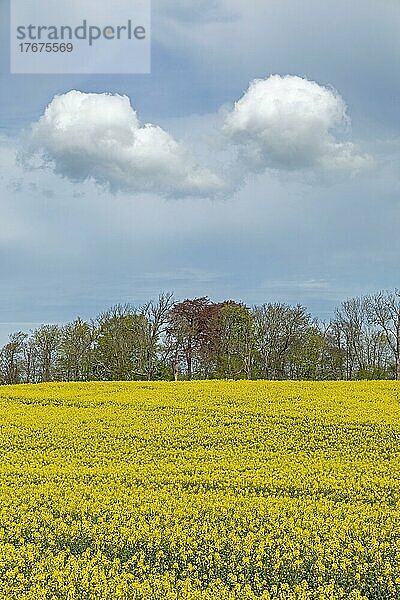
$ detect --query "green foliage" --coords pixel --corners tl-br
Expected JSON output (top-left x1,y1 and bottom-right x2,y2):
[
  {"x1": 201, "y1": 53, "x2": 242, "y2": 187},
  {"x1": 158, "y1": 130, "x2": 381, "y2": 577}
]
[{"x1": 1, "y1": 290, "x2": 399, "y2": 383}]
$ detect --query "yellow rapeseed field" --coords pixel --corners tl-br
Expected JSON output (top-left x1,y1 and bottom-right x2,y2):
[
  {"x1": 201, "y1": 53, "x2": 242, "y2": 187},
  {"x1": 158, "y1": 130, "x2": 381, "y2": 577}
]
[{"x1": 0, "y1": 381, "x2": 399, "y2": 600}]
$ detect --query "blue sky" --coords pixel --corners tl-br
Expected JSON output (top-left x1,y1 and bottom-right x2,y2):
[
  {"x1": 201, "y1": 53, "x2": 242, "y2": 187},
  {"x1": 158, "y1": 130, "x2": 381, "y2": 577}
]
[{"x1": 0, "y1": 0, "x2": 399, "y2": 344}]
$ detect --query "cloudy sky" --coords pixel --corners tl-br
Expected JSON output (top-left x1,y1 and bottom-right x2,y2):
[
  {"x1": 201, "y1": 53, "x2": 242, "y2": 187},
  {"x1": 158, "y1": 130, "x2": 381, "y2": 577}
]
[{"x1": 0, "y1": 0, "x2": 399, "y2": 344}]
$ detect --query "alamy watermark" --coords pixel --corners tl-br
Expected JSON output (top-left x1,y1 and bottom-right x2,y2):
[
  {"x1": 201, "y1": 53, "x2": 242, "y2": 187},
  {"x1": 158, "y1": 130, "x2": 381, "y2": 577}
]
[{"x1": 11, "y1": 0, "x2": 151, "y2": 74}]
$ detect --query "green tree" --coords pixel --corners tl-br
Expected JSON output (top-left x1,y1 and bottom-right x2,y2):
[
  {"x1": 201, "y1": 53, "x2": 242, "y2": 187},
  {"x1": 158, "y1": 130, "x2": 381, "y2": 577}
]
[
  {"x1": 59, "y1": 318, "x2": 94, "y2": 381},
  {"x1": 93, "y1": 304, "x2": 149, "y2": 380},
  {"x1": 211, "y1": 301, "x2": 254, "y2": 379}
]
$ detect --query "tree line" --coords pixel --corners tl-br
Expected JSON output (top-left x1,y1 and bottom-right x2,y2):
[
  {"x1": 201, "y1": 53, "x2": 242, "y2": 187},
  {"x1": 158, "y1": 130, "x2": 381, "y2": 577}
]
[{"x1": 1, "y1": 289, "x2": 400, "y2": 384}]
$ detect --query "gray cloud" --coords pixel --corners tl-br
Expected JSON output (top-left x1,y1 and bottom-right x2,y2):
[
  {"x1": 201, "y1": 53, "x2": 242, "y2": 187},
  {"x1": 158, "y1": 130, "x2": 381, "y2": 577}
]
[
  {"x1": 1, "y1": 129, "x2": 399, "y2": 328},
  {"x1": 1, "y1": 0, "x2": 399, "y2": 330},
  {"x1": 156, "y1": 0, "x2": 236, "y2": 23}
]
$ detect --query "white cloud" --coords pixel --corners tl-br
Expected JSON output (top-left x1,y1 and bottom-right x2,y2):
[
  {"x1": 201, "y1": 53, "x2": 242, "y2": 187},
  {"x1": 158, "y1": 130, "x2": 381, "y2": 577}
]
[
  {"x1": 224, "y1": 74, "x2": 373, "y2": 173},
  {"x1": 24, "y1": 90, "x2": 225, "y2": 199}
]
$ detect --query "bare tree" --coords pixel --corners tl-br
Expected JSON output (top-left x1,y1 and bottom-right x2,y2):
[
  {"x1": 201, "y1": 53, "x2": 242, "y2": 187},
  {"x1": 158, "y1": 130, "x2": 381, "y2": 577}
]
[
  {"x1": 334, "y1": 297, "x2": 369, "y2": 379},
  {"x1": 140, "y1": 292, "x2": 174, "y2": 380},
  {"x1": 22, "y1": 334, "x2": 39, "y2": 383},
  {"x1": 252, "y1": 303, "x2": 312, "y2": 379},
  {"x1": 31, "y1": 325, "x2": 61, "y2": 382},
  {"x1": 0, "y1": 332, "x2": 26, "y2": 384},
  {"x1": 366, "y1": 289, "x2": 400, "y2": 380}
]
